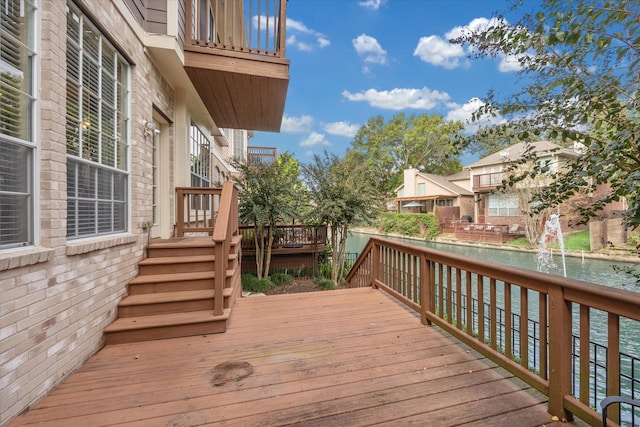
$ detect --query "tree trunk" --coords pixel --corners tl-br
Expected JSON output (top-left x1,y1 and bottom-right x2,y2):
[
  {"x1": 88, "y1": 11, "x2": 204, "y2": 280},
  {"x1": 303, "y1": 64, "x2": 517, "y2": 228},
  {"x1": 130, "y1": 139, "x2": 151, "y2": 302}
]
[
  {"x1": 255, "y1": 226, "x2": 265, "y2": 279},
  {"x1": 264, "y1": 225, "x2": 274, "y2": 279}
]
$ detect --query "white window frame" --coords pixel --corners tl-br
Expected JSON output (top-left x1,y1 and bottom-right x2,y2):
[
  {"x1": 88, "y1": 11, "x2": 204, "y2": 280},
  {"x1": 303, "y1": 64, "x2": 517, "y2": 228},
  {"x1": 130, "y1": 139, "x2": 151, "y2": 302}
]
[
  {"x1": 488, "y1": 194, "x2": 519, "y2": 216},
  {"x1": 65, "y1": 2, "x2": 130, "y2": 239},
  {"x1": 0, "y1": 0, "x2": 39, "y2": 250}
]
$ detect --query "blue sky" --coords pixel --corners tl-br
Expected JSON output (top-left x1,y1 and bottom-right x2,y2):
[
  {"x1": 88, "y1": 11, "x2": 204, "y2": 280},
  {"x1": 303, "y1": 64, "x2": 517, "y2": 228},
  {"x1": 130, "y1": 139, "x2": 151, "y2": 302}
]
[{"x1": 251, "y1": 0, "x2": 533, "y2": 165}]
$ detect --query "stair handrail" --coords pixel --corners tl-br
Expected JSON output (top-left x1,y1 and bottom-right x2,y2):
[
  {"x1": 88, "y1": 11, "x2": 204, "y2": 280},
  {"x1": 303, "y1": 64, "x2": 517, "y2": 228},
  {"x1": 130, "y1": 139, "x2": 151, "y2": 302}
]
[{"x1": 212, "y1": 182, "x2": 238, "y2": 316}]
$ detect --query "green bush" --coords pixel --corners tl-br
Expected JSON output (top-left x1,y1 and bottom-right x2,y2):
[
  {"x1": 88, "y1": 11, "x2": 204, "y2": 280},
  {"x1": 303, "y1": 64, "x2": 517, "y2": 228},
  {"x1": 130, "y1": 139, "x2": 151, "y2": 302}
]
[
  {"x1": 270, "y1": 272, "x2": 293, "y2": 285},
  {"x1": 314, "y1": 278, "x2": 335, "y2": 290},
  {"x1": 379, "y1": 212, "x2": 439, "y2": 239},
  {"x1": 241, "y1": 274, "x2": 273, "y2": 293}
]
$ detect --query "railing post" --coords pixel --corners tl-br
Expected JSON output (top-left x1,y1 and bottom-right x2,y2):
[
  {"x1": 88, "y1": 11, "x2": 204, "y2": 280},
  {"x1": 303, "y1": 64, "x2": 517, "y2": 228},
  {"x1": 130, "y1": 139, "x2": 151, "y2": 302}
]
[
  {"x1": 372, "y1": 242, "x2": 380, "y2": 288},
  {"x1": 420, "y1": 256, "x2": 431, "y2": 325},
  {"x1": 548, "y1": 285, "x2": 573, "y2": 421},
  {"x1": 176, "y1": 188, "x2": 185, "y2": 237}
]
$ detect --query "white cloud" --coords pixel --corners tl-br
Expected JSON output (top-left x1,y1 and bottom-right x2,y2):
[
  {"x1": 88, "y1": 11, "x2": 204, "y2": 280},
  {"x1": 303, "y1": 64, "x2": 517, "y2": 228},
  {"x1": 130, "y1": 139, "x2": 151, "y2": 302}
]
[
  {"x1": 498, "y1": 54, "x2": 522, "y2": 72},
  {"x1": 342, "y1": 87, "x2": 450, "y2": 110},
  {"x1": 284, "y1": 17, "x2": 330, "y2": 51},
  {"x1": 358, "y1": 0, "x2": 385, "y2": 10},
  {"x1": 446, "y1": 97, "x2": 506, "y2": 133},
  {"x1": 445, "y1": 17, "x2": 504, "y2": 40},
  {"x1": 353, "y1": 34, "x2": 387, "y2": 65},
  {"x1": 323, "y1": 121, "x2": 360, "y2": 138},
  {"x1": 413, "y1": 35, "x2": 467, "y2": 69},
  {"x1": 300, "y1": 132, "x2": 331, "y2": 147},
  {"x1": 281, "y1": 115, "x2": 313, "y2": 133},
  {"x1": 287, "y1": 35, "x2": 313, "y2": 52}
]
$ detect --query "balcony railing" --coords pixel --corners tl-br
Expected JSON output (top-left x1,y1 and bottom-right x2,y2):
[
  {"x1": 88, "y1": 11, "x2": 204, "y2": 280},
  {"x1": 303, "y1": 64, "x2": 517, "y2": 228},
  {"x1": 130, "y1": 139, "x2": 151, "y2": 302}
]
[
  {"x1": 473, "y1": 172, "x2": 504, "y2": 191},
  {"x1": 185, "y1": 0, "x2": 286, "y2": 58},
  {"x1": 346, "y1": 237, "x2": 640, "y2": 426},
  {"x1": 247, "y1": 146, "x2": 277, "y2": 165}
]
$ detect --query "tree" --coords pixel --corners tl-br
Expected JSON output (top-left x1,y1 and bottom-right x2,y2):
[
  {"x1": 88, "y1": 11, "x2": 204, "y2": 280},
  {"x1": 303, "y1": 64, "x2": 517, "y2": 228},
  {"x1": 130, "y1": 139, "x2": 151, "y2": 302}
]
[
  {"x1": 452, "y1": 0, "x2": 640, "y2": 238},
  {"x1": 350, "y1": 113, "x2": 464, "y2": 196},
  {"x1": 302, "y1": 152, "x2": 382, "y2": 285},
  {"x1": 232, "y1": 152, "x2": 303, "y2": 279}
]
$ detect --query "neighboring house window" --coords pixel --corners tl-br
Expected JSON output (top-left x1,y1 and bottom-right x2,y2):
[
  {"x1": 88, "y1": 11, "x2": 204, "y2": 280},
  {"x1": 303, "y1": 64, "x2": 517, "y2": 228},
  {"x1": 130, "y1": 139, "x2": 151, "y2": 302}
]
[
  {"x1": 66, "y1": 2, "x2": 130, "y2": 239},
  {"x1": 214, "y1": 166, "x2": 220, "y2": 185},
  {"x1": 537, "y1": 156, "x2": 558, "y2": 173},
  {"x1": 398, "y1": 188, "x2": 404, "y2": 197},
  {"x1": 436, "y1": 199, "x2": 453, "y2": 207},
  {"x1": 233, "y1": 129, "x2": 245, "y2": 161},
  {"x1": 417, "y1": 183, "x2": 426, "y2": 196},
  {"x1": 0, "y1": 0, "x2": 37, "y2": 249},
  {"x1": 190, "y1": 123, "x2": 211, "y2": 187},
  {"x1": 488, "y1": 194, "x2": 519, "y2": 216}
]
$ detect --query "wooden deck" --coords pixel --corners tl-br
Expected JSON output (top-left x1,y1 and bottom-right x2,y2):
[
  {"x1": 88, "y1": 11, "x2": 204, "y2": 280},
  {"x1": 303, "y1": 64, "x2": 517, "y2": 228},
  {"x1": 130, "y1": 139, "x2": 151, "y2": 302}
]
[{"x1": 10, "y1": 288, "x2": 583, "y2": 426}]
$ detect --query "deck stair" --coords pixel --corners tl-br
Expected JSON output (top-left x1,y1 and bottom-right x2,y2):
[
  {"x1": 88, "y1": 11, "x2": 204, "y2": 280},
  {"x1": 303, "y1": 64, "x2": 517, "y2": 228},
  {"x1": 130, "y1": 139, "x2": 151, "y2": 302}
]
[{"x1": 104, "y1": 237, "x2": 242, "y2": 345}]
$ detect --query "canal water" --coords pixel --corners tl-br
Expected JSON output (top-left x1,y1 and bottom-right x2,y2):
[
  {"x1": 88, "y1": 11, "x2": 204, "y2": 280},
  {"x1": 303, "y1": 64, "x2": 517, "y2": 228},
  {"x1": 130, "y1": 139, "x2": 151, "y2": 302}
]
[{"x1": 347, "y1": 231, "x2": 640, "y2": 412}]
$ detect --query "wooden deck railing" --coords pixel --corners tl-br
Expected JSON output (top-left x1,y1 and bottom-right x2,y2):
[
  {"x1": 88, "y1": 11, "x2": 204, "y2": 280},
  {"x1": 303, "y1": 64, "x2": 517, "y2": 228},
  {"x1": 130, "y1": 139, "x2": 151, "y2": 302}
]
[
  {"x1": 212, "y1": 182, "x2": 239, "y2": 316},
  {"x1": 239, "y1": 224, "x2": 327, "y2": 252},
  {"x1": 345, "y1": 237, "x2": 640, "y2": 426},
  {"x1": 175, "y1": 187, "x2": 222, "y2": 237},
  {"x1": 185, "y1": 0, "x2": 286, "y2": 58}
]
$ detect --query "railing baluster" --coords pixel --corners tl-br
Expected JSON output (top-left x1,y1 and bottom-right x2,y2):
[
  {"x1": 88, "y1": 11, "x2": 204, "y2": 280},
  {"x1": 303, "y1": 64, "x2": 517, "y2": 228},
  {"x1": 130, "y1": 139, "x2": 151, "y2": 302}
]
[
  {"x1": 466, "y1": 270, "x2": 472, "y2": 335},
  {"x1": 490, "y1": 278, "x2": 497, "y2": 350},
  {"x1": 539, "y1": 292, "x2": 548, "y2": 380},
  {"x1": 521, "y1": 286, "x2": 529, "y2": 369},
  {"x1": 607, "y1": 313, "x2": 621, "y2": 425},
  {"x1": 446, "y1": 266, "x2": 453, "y2": 324},
  {"x1": 456, "y1": 268, "x2": 463, "y2": 329},
  {"x1": 579, "y1": 305, "x2": 591, "y2": 405},
  {"x1": 478, "y1": 274, "x2": 485, "y2": 343},
  {"x1": 505, "y1": 282, "x2": 513, "y2": 359}
]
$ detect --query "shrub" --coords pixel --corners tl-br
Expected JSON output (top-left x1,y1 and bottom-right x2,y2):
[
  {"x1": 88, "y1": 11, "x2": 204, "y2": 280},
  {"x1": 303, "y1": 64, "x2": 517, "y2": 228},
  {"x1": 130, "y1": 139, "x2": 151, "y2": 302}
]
[
  {"x1": 379, "y1": 212, "x2": 440, "y2": 239},
  {"x1": 270, "y1": 272, "x2": 293, "y2": 286},
  {"x1": 314, "y1": 278, "x2": 335, "y2": 290},
  {"x1": 242, "y1": 274, "x2": 273, "y2": 293}
]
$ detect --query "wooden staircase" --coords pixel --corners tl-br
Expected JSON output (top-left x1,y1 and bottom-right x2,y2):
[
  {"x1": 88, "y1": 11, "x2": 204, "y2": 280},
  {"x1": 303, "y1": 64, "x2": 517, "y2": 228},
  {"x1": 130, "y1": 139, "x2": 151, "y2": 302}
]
[{"x1": 104, "y1": 236, "x2": 242, "y2": 345}]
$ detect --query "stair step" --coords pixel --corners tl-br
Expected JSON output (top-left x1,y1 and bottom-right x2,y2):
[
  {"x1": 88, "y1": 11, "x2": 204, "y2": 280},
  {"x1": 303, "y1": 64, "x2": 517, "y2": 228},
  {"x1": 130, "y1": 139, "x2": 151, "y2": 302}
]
[
  {"x1": 138, "y1": 255, "x2": 216, "y2": 274},
  {"x1": 117, "y1": 288, "x2": 233, "y2": 317},
  {"x1": 130, "y1": 270, "x2": 215, "y2": 285},
  {"x1": 104, "y1": 309, "x2": 231, "y2": 345}
]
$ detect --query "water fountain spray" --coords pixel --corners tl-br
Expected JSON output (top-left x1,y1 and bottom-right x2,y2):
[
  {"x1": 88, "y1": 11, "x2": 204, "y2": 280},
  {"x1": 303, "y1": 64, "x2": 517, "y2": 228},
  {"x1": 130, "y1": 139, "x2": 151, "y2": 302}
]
[{"x1": 535, "y1": 213, "x2": 567, "y2": 277}]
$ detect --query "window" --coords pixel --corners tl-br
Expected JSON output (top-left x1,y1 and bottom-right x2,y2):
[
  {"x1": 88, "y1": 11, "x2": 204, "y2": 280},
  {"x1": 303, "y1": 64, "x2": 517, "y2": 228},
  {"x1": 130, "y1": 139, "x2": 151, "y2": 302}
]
[
  {"x1": 66, "y1": 2, "x2": 130, "y2": 239},
  {"x1": 436, "y1": 199, "x2": 453, "y2": 207},
  {"x1": 232, "y1": 129, "x2": 246, "y2": 161},
  {"x1": 1, "y1": 0, "x2": 37, "y2": 249},
  {"x1": 417, "y1": 182, "x2": 426, "y2": 196},
  {"x1": 190, "y1": 123, "x2": 211, "y2": 187},
  {"x1": 488, "y1": 194, "x2": 519, "y2": 216}
]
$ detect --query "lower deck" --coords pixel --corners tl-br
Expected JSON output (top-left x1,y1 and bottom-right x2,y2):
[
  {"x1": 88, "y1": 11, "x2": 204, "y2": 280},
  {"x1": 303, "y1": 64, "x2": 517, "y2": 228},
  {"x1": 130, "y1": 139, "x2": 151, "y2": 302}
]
[{"x1": 11, "y1": 288, "x2": 582, "y2": 426}]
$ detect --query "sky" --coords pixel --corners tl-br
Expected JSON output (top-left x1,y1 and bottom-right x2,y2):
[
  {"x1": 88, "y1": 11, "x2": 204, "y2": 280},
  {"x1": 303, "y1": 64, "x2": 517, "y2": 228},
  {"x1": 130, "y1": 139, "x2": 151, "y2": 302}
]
[{"x1": 250, "y1": 0, "x2": 535, "y2": 166}]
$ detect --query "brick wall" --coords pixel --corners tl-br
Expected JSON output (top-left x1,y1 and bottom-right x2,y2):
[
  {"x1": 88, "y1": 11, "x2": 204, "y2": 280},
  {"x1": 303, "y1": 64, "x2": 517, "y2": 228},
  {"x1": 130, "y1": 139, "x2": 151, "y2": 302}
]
[{"x1": 0, "y1": 0, "x2": 176, "y2": 424}]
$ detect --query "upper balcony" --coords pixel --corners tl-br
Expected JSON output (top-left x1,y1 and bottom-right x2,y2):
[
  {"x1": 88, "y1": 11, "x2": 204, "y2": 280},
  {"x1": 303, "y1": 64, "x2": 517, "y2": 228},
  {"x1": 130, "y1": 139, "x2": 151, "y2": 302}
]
[
  {"x1": 183, "y1": 0, "x2": 289, "y2": 132},
  {"x1": 472, "y1": 171, "x2": 504, "y2": 192}
]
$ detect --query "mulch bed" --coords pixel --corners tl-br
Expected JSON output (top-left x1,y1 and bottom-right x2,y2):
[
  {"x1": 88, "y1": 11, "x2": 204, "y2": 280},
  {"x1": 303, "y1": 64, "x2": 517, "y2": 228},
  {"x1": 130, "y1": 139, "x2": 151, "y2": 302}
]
[{"x1": 265, "y1": 278, "x2": 322, "y2": 295}]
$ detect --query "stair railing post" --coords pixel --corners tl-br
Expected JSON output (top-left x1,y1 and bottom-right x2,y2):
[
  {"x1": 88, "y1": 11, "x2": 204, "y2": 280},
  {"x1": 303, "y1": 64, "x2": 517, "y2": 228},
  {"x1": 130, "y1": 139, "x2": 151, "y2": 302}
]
[{"x1": 212, "y1": 182, "x2": 235, "y2": 316}]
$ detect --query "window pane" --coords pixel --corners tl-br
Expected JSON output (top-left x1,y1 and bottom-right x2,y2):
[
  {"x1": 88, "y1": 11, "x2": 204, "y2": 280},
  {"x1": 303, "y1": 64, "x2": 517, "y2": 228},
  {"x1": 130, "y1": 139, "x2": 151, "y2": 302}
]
[{"x1": 66, "y1": 3, "x2": 129, "y2": 239}]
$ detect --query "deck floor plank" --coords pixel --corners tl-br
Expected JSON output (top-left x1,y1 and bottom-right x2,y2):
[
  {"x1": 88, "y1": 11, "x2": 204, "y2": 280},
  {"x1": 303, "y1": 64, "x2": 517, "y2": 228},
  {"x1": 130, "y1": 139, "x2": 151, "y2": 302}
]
[{"x1": 10, "y1": 288, "x2": 581, "y2": 427}]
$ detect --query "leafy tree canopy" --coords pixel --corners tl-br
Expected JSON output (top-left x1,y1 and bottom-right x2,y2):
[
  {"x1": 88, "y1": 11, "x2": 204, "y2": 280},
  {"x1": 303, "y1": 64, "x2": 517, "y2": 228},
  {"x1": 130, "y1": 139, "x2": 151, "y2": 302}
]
[
  {"x1": 452, "y1": 0, "x2": 639, "y2": 229},
  {"x1": 349, "y1": 113, "x2": 464, "y2": 196},
  {"x1": 302, "y1": 151, "x2": 382, "y2": 283}
]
